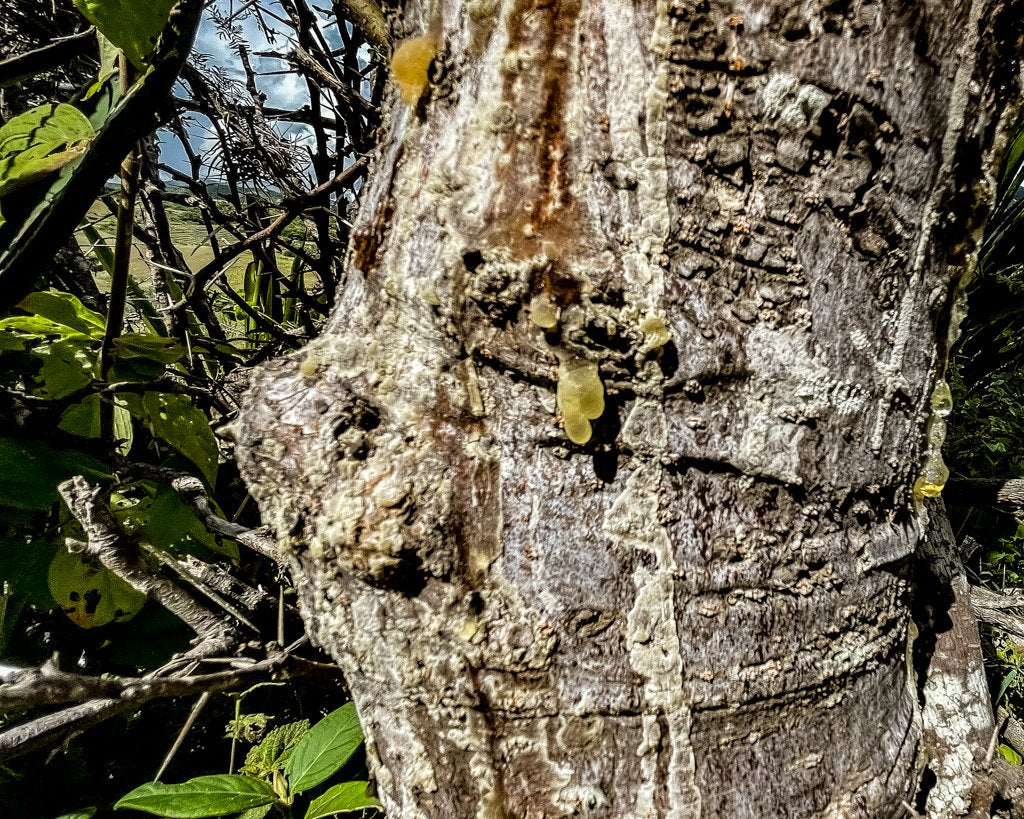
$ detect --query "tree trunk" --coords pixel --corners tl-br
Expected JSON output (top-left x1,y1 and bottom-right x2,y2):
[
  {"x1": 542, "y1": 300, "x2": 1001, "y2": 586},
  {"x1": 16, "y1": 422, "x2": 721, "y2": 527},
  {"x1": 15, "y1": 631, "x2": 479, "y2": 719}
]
[{"x1": 237, "y1": 0, "x2": 1022, "y2": 815}]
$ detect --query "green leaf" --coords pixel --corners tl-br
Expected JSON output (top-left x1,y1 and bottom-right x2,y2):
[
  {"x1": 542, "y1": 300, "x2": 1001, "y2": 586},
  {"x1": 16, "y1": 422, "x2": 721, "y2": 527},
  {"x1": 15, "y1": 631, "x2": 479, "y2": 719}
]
[
  {"x1": 114, "y1": 775, "x2": 277, "y2": 817},
  {"x1": 33, "y1": 339, "x2": 96, "y2": 399},
  {"x1": 286, "y1": 704, "x2": 364, "y2": 796},
  {"x1": 147, "y1": 485, "x2": 238, "y2": 561},
  {"x1": 240, "y1": 720, "x2": 310, "y2": 779},
  {"x1": 998, "y1": 669, "x2": 1019, "y2": 704},
  {"x1": 237, "y1": 807, "x2": 272, "y2": 819},
  {"x1": 0, "y1": 594, "x2": 26, "y2": 655},
  {"x1": 0, "y1": 539, "x2": 59, "y2": 608},
  {"x1": 72, "y1": 0, "x2": 178, "y2": 70},
  {"x1": 1000, "y1": 744, "x2": 1023, "y2": 766},
  {"x1": 0, "y1": 104, "x2": 94, "y2": 198},
  {"x1": 0, "y1": 437, "x2": 108, "y2": 510},
  {"x1": 59, "y1": 394, "x2": 129, "y2": 447},
  {"x1": 18, "y1": 290, "x2": 105, "y2": 336},
  {"x1": 48, "y1": 547, "x2": 146, "y2": 629},
  {"x1": 128, "y1": 392, "x2": 218, "y2": 485},
  {"x1": 52, "y1": 809, "x2": 98, "y2": 819},
  {"x1": 114, "y1": 333, "x2": 184, "y2": 363},
  {"x1": 0, "y1": 314, "x2": 91, "y2": 340},
  {"x1": 305, "y1": 782, "x2": 380, "y2": 818}
]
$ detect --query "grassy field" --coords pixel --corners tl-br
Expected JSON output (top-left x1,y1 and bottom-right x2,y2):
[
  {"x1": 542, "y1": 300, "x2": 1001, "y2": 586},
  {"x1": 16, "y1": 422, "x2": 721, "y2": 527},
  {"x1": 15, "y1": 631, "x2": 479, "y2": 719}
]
[{"x1": 77, "y1": 200, "x2": 252, "y2": 292}]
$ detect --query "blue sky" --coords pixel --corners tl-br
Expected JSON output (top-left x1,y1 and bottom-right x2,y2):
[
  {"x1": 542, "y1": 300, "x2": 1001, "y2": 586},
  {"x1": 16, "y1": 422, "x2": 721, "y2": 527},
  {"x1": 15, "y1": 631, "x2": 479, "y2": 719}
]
[{"x1": 159, "y1": 1, "x2": 346, "y2": 179}]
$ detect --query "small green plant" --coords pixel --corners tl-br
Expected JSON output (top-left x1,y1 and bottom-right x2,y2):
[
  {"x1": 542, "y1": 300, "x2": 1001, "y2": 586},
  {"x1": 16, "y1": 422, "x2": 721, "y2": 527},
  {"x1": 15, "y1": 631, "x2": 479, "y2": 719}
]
[{"x1": 114, "y1": 703, "x2": 379, "y2": 818}]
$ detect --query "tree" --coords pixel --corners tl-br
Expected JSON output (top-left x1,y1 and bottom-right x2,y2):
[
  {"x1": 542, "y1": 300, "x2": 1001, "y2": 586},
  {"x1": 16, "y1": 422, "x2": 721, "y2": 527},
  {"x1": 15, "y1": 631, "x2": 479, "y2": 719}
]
[{"x1": 234, "y1": 0, "x2": 1024, "y2": 816}]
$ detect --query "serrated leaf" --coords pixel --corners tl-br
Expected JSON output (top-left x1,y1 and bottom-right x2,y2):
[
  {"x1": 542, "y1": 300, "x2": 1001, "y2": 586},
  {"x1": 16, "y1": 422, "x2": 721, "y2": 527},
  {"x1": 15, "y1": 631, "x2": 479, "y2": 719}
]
[
  {"x1": 240, "y1": 720, "x2": 310, "y2": 779},
  {"x1": 0, "y1": 105, "x2": 93, "y2": 199},
  {"x1": 0, "y1": 437, "x2": 108, "y2": 509},
  {"x1": 304, "y1": 782, "x2": 380, "y2": 818},
  {"x1": 72, "y1": 0, "x2": 178, "y2": 70},
  {"x1": 18, "y1": 290, "x2": 105, "y2": 336},
  {"x1": 48, "y1": 547, "x2": 146, "y2": 629},
  {"x1": 285, "y1": 704, "x2": 364, "y2": 795},
  {"x1": 114, "y1": 775, "x2": 277, "y2": 817}
]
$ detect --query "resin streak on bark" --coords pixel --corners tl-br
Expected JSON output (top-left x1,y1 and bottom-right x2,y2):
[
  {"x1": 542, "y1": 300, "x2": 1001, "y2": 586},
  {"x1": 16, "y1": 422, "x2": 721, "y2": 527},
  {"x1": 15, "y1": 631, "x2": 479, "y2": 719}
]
[{"x1": 238, "y1": 0, "x2": 1019, "y2": 815}]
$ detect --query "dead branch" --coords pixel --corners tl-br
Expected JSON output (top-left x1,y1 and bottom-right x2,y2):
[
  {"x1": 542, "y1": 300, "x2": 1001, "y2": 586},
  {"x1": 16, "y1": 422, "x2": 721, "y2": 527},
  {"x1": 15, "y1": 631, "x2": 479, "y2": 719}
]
[
  {"x1": 58, "y1": 476, "x2": 239, "y2": 658},
  {"x1": 0, "y1": 645, "x2": 323, "y2": 764},
  {"x1": 947, "y1": 477, "x2": 1024, "y2": 519}
]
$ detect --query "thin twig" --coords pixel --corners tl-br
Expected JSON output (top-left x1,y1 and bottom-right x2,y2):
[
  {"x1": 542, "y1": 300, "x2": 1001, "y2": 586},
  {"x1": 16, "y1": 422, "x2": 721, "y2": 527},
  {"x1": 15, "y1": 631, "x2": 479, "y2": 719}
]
[
  {"x1": 58, "y1": 476, "x2": 239, "y2": 657},
  {"x1": 155, "y1": 691, "x2": 209, "y2": 781}
]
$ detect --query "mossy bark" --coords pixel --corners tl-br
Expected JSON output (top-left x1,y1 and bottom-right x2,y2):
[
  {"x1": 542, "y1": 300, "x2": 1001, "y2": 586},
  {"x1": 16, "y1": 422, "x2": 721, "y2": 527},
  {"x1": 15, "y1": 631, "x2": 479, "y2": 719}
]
[{"x1": 237, "y1": 0, "x2": 1023, "y2": 815}]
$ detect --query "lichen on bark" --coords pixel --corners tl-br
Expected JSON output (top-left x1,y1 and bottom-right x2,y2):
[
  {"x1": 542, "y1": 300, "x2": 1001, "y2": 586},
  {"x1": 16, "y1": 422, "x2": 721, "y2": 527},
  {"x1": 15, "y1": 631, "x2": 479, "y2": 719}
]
[{"x1": 237, "y1": 0, "x2": 1024, "y2": 815}]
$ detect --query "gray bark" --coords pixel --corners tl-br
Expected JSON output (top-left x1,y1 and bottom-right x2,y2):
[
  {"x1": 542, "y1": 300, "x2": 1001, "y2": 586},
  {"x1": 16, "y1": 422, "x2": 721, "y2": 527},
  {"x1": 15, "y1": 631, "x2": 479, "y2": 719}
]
[{"x1": 237, "y1": 0, "x2": 1022, "y2": 815}]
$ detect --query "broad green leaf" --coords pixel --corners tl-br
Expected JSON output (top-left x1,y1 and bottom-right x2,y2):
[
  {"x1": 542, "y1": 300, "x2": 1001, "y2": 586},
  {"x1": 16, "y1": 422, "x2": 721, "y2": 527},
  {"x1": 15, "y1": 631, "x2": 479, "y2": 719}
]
[
  {"x1": 114, "y1": 775, "x2": 277, "y2": 817},
  {"x1": 240, "y1": 720, "x2": 310, "y2": 779},
  {"x1": 0, "y1": 314, "x2": 91, "y2": 340},
  {"x1": 18, "y1": 291, "x2": 105, "y2": 336},
  {"x1": 114, "y1": 333, "x2": 184, "y2": 363},
  {"x1": 33, "y1": 339, "x2": 96, "y2": 399},
  {"x1": 237, "y1": 807, "x2": 272, "y2": 819},
  {"x1": 84, "y1": 30, "x2": 120, "y2": 98},
  {"x1": 110, "y1": 396, "x2": 134, "y2": 455},
  {"x1": 0, "y1": 437, "x2": 108, "y2": 509},
  {"x1": 0, "y1": 104, "x2": 94, "y2": 198},
  {"x1": 48, "y1": 548, "x2": 146, "y2": 629},
  {"x1": 110, "y1": 355, "x2": 167, "y2": 383},
  {"x1": 0, "y1": 594, "x2": 26, "y2": 655},
  {"x1": 60, "y1": 394, "x2": 124, "y2": 442},
  {"x1": 146, "y1": 485, "x2": 237, "y2": 561},
  {"x1": 72, "y1": 0, "x2": 178, "y2": 70},
  {"x1": 137, "y1": 392, "x2": 218, "y2": 485},
  {"x1": 0, "y1": 539, "x2": 59, "y2": 608},
  {"x1": 52, "y1": 809, "x2": 98, "y2": 819},
  {"x1": 305, "y1": 782, "x2": 380, "y2": 818},
  {"x1": 286, "y1": 704, "x2": 364, "y2": 795},
  {"x1": 1000, "y1": 744, "x2": 1023, "y2": 765}
]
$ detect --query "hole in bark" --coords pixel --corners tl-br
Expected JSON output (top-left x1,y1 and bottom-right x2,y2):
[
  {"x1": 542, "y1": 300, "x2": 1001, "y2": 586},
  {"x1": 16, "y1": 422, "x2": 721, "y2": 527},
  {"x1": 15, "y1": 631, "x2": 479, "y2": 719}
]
[
  {"x1": 659, "y1": 341, "x2": 680, "y2": 380},
  {"x1": 468, "y1": 592, "x2": 484, "y2": 615},
  {"x1": 370, "y1": 552, "x2": 427, "y2": 597},
  {"x1": 592, "y1": 447, "x2": 618, "y2": 484},
  {"x1": 462, "y1": 250, "x2": 484, "y2": 272},
  {"x1": 915, "y1": 767, "x2": 937, "y2": 814}
]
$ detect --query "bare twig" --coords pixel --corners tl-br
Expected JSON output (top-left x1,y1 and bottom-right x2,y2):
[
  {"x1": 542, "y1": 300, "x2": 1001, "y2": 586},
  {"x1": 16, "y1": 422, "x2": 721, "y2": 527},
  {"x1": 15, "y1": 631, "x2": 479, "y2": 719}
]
[
  {"x1": 970, "y1": 585, "x2": 1024, "y2": 644},
  {"x1": 335, "y1": 0, "x2": 389, "y2": 52},
  {"x1": 156, "y1": 691, "x2": 210, "y2": 781},
  {"x1": 0, "y1": 647, "x2": 320, "y2": 763},
  {"x1": 58, "y1": 476, "x2": 239, "y2": 657},
  {"x1": 171, "y1": 475, "x2": 278, "y2": 561},
  {"x1": 946, "y1": 476, "x2": 1024, "y2": 519}
]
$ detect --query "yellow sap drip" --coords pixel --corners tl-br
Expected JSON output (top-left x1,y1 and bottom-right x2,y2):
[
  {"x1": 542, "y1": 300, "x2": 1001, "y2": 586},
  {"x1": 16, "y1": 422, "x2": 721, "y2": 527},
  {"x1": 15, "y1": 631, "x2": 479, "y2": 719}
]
[
  {"x1": 641, "y1": 316, "x2": 671, "y2": 350},
  {"x1": 915, "y1": 380, "x2": 952, "y2": 500},
  {"x1": 391, "y1": 36, "x2": 438, "y2": 106},
  {"x1": 557, "y1": 358, "x2": 604, "y2": 444},
  {"x1": 529, "y1": 293, "x2": 560, "y2": 329},
  {"x1": 931, "y1": 379, "x2": 953, "y2": 417}
]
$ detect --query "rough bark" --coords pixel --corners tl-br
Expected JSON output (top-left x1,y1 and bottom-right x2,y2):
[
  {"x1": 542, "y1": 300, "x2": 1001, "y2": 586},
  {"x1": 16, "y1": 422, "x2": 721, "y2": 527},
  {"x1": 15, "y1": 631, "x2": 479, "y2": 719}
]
[{"x1": 237, "y1": 0, "x2": 1023, "y2": 815}]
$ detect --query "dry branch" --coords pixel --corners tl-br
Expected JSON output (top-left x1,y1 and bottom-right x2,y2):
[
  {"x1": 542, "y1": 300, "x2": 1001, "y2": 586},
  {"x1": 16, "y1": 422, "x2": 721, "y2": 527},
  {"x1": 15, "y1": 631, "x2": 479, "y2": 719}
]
[{"x1": 58, "y1": 476, "x2": 239, "y2": 657}]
